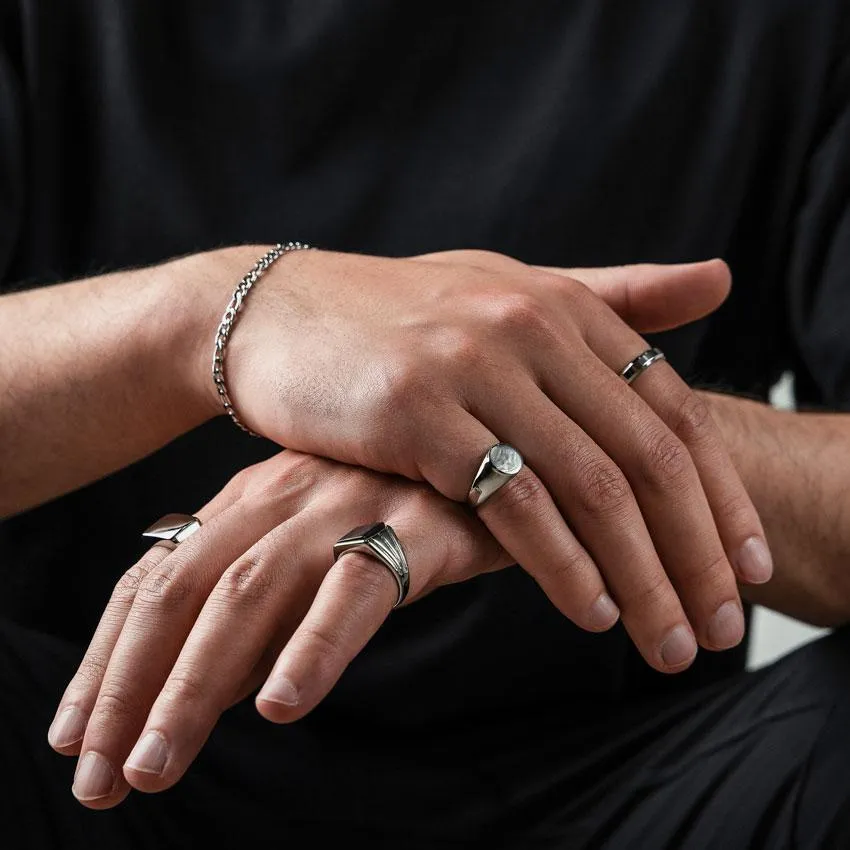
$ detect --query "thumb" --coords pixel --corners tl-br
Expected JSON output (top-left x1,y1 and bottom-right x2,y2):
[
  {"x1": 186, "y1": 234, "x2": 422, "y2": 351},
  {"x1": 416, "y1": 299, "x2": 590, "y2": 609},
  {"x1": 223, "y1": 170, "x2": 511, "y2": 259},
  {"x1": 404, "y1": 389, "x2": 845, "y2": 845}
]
[{"x1": 538, "y1": 259, "x2": 731, "y2": 333}]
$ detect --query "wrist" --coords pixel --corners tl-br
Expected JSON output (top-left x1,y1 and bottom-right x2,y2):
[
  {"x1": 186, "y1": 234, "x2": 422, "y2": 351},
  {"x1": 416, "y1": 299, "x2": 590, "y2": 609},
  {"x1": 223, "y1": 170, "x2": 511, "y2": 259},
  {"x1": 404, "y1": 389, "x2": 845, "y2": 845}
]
[{"x1": 160, "y1": 244, "x2": 277, "y2": 426}]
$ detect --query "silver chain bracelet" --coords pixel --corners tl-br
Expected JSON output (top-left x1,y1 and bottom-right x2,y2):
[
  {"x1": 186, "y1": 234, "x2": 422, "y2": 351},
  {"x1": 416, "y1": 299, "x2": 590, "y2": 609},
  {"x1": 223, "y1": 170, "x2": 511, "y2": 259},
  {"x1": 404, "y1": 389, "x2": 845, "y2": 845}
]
[{"x1": 212, "y1": 241, "x2": 311, "y2": 435}]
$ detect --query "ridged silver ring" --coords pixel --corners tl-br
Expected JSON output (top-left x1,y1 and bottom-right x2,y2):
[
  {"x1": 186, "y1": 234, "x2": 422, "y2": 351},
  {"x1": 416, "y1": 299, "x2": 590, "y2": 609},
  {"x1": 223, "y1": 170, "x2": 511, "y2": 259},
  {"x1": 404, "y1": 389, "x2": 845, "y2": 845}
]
[{"x1": 333, "y1": 522, "x2": 410, "y2": 608}]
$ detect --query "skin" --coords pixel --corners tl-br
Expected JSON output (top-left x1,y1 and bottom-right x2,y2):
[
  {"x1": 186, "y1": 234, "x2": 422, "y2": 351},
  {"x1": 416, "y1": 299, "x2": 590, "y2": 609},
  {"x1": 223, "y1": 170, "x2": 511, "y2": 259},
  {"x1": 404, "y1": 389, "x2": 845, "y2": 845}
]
[
  {"x1": 702, "y1": 392, "x2": 850, "y2": 626},
  {"x1": 17, "y1": 250, "x2": 850, "y2": 809},
  {"x1": 2, "y1": 249, "x2": 769, "y2": 670},
  {"x1": 0, "y1": 247, "x2": 773, "y2": 803},
  {"x1": 49, "y1": 396, "x2": 850, "y2": 809}
]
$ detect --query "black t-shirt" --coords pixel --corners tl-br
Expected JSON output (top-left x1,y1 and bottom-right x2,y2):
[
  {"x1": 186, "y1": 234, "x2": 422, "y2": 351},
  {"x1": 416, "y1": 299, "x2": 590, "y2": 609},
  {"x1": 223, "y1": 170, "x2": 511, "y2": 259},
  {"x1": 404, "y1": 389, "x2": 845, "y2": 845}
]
[{"x1": 1, "y1": 1, "x2": 849, "y2": 731}]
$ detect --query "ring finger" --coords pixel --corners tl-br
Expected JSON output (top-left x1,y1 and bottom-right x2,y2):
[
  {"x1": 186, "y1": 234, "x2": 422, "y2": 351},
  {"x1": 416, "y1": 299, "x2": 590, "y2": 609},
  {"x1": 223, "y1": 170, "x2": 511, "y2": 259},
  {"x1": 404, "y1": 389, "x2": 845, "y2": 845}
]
[{"x1": 121, "y1": 488, "x2": 493, "y2": 792}]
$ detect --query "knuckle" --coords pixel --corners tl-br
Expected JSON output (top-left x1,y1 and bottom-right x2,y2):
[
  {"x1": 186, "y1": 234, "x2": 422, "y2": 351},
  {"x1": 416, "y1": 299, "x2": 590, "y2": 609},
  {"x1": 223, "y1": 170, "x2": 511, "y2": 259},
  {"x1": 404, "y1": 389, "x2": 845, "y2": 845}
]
[
  {"x1": 638, "y1": 430, "x2": 692, "y2": 488},
  {"x1": 448, "y1": 248, "x2": 515, "y2": 271},
  {"x1": 574, "y1": 456, "x2": 632, "y2": 517},
  {"x1": 74, "y1": 652, "x2": 109, "y2": 689},
  {"x1": 545, "y1": 546, "x2": 595, "y2": 589},
  {"x1": 160, "y1": 670, "x2": 212, "y2": 711},
  {"x1": 712, "y1": 490, "x2": 753, "y2": 526},
  {"x1": 432, "y1": 327, "x2": 482, "y2": 371},
  {"x1": 496, "y1": 472, "x2": 549, "y2": 515},
  {"x1": 670, "y1": 392, "x2": 713, "y2": 445},
  {"x1": 112, "y1": 562, "x2": 150, "y2": 605},
  {"x1": 465, "y1": 248, "x2": 509, "y2": 266},
  {"x1": 488, "y1": 293, "x2": 550, "y2": 337},
  {"x1": 226, "y1": 465, "x2": 254, "y2": 495},
  {"x1": 689, "y1": 551, "x2": 732, "y2": 587},
  {"x1": 94, "y1": 684, "x2": 141, "y2": 722},
  {"x1": 217, "y1": 551, "x2": 276, "y2": 607},
  {"x1": 245, "y1": 452, "x2": 328, "y2": 506},
  {"x1": 385, "y1": 360, "x2": 433, "y2": 409},
  {"x1": 297, "y1": 622, "x2": 342, "y2": 668},
  {"x1": 136, "y1": 559, "x2": 194, "y2": 614},
  {"x1": 625, "y1": 571, "x2": 674, "y2": 613}
]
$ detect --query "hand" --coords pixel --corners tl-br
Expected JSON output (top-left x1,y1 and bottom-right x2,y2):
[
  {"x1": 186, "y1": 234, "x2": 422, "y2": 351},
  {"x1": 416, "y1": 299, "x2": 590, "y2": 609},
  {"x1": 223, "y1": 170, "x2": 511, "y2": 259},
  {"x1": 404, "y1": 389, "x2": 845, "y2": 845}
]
[
  {"x1": 188, "y1": 249, "x2": 771, "y2": 662},
  {"x1": 47, "y1": 261, "x2": 758, "y2": 808},
  {"x1": 49, "y1": 452, "x2": 511, "y2": 807}
]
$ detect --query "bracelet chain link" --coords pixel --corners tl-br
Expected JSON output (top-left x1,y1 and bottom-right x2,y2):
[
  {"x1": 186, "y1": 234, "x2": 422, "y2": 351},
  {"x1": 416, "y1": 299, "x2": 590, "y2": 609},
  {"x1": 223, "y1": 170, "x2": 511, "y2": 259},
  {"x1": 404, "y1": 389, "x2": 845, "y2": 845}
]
[{"x1": 212, "y1": 241, "x2": 311, "y2": 435}]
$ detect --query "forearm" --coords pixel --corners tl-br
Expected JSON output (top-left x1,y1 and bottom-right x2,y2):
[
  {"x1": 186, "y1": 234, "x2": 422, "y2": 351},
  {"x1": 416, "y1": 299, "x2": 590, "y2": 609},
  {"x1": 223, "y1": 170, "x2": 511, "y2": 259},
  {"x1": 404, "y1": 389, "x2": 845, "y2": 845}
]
[
  {"x1": 701, "y1": 391, "x2": 850, "y2": 626},
  {"x1": 0, "y1": 249, "x2": 253, "y2": 517}
]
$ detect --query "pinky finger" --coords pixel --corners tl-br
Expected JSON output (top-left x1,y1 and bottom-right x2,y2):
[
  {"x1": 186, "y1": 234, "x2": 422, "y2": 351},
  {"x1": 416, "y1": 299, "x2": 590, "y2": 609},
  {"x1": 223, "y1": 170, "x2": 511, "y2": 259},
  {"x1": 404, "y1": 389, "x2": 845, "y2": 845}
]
[{"x1": 255, "y1": 549, "x2": 398, "y2": 723}]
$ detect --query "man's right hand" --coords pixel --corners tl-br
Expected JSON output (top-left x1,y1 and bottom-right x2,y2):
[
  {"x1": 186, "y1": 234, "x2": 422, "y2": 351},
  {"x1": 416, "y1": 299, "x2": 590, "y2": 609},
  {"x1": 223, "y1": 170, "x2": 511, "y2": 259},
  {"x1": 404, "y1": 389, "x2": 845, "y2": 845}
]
[{"x1": 183, "y1": 247, "x2": 772, "y2": 670}]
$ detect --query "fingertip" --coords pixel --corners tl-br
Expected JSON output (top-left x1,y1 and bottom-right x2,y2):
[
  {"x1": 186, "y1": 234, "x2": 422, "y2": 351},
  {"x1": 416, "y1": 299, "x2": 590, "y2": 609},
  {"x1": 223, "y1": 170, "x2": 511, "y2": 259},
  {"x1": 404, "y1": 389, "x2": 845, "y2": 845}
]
[
  {"x1": 734, "y1": 536, "x2": 774, "y2": 585},
  {"x1": 255, "y1": 694, "x2": 298, "y2": 724},
  {"x1": 47, "y1": 705, "x2": 88, "y2": 753},
  {"x1": 705, "y1": 257, "x2": 732, "y2": 297},
  {"x1": 705, "y1": 600, "x2": 746, "y2": 651},
  {"x1": 123, "y1": 765, "x2": 170, "y2": 794},
  {"x1": 73, "y1": 787, "x2": 132, "y2": 810},
  {"x1": 588, "y1": 592, "x2": 620, "y2": 632},
  {"x1": 658, "y1": 624, "x2": 698, "y2": 673}
]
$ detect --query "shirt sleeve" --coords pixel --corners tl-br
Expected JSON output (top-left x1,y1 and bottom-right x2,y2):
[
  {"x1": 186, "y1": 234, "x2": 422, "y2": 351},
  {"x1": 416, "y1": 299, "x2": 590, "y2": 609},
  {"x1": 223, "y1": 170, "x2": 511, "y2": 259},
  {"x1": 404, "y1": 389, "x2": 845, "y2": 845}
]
[
  {"x1": 788, "y1": 27, "x2": 850, "y2": 410},
  {"x1": 0, "y1": 1, "x2": 24, "y2": 285}
]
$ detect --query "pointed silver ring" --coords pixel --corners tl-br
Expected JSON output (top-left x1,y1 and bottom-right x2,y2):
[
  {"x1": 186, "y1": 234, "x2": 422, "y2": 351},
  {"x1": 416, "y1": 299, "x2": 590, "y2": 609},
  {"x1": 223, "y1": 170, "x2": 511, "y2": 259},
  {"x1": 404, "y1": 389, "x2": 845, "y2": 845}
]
[{"x1": 142, "y1": 513, "x2": 202, "y2": 551}]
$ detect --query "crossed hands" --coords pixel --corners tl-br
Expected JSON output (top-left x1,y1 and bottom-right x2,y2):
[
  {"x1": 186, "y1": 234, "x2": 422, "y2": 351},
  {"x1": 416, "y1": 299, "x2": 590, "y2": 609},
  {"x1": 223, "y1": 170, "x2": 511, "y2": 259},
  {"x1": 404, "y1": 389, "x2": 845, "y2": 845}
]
[{"x1": 47, "y1": 250, "x2": 771, "y2": 807}]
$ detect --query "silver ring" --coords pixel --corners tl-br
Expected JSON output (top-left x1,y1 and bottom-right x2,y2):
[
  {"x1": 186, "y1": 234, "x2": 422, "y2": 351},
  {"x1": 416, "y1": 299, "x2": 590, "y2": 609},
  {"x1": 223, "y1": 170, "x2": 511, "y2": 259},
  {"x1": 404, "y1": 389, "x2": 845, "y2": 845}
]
[
  {"x1": 467, "y1": 443, "x2": 524, "y2": 507},
  {"x1": 619, "y1": 347, "x2": 666, "y2": 385},
  {"x1": 333, "y1": 522, "x2": 410, "y2": 608},
  {"x1": 142, "y1": 513, "x2": 202, "y2": 551}
]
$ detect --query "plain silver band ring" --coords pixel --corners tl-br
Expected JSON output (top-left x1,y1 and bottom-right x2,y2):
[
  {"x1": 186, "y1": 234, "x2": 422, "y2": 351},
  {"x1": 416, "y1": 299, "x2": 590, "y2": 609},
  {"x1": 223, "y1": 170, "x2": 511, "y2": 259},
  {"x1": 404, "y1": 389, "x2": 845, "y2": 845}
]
[
  {"x1": 142, "y1": 513, "x2": 203, "y2": 551},
  {"x1": 468, "y1": 443, "x2": 524, "y2": 507},
  {"x1": 333, "y1": 522, "x2": 410, "y2": 608},
  {"x1": 619, "y1": 347, "x2": 667, "y2": 385}
]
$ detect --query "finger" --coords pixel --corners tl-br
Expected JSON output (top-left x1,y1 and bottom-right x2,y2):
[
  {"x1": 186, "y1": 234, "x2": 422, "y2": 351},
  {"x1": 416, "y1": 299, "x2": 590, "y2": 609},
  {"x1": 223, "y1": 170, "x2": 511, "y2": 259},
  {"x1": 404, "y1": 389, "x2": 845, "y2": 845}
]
[
  {"x1": 121, "y1": 508, "x2": 331, "y2": 792},
  {"x1": 538, "y1": 259, "x2": 731, "y2": 333},
  {"x1": 68, "y1": 472, "x2": 306, "y2": 809},
  {"x1": 473, "y1": 380, "x2": 697, "y2": 673},
  {"x1": 47, "y1": 546, "x2": 170, "y2": 760},
  {"x1": 414, "y1": 409, "x2": 622, "y2": 637},
  {"x1": 47, "y1": 487, "x2": 244, "y2": 761},
  {"x1": 412, "y1": 250, "x2": 731, "y2": 334},
  {"x1": 537, "y1": 324, "x2": 746, "y2": 654},
  {"x1": 123, "y1": 478, "x2": 502, "y2": 791},
  {"x1": 586, "y1": 317, "x2": 772, "y2": 587},
  {"x1": 256, "y1": 498, "x2": 503, "y2": 724},
  {"x1": 255, "y1": 551, "x2": 397, "y2": 724}
]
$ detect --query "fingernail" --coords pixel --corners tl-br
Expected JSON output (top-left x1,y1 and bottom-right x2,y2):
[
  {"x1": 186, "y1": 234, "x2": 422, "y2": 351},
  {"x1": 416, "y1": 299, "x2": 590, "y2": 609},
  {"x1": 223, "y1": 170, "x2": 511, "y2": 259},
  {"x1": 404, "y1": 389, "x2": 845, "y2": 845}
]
[
  {"x1": 72, "y1": 752, "x2": 115, "y2": 801},
  {"x1": 125, "y1": 731, "x2": 168, "y2": 775},
  {"x1": 48, "y1": 706, "x2": 87, "y2": 749},
  {"x1": 257, "y1": 676, "x2": 300, "y2": 707},
  {"x1": 660, "y1": 625, "x2": 697, "y2": 668},
  {"x1": 589, "y1": 593, "x2": 620, "y2": 630},
  {"x1": 735, "y1": 537, "x2": 773, "y2": 584},
  {"x1": 708, "y1": 600, "x2": 745, "y2": 649}
]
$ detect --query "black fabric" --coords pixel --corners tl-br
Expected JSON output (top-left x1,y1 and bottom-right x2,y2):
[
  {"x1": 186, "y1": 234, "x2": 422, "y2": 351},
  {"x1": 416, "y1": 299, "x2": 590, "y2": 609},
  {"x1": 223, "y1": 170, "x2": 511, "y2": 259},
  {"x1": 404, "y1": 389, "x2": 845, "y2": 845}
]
[
  {"x1": 1, "y1": 0, "x2": 850, "y2": 842},
  {"x1": 5, "y1": 616, "x2": 850, "y2": 848}
]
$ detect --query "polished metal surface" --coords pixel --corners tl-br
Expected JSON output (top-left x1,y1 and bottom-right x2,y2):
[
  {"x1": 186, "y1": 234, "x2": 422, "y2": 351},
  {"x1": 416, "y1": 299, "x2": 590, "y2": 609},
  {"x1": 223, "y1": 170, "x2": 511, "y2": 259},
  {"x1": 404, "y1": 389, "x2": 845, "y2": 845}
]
[
  {"x1": 467, "y1": 442, "x2": 523, "y2": 507},
  {"x1": 142, "y1": 513, "x2": 202, "y2": 550},
  {"x1": 212, "y1": 241, "x2": 311, "y2": 435},
  {"x1": 333, "y1": 522, "x2": 410, "y2": 608},
  {"x1": 619, "y1": 346, "x2": 666, "y2": 385}
]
